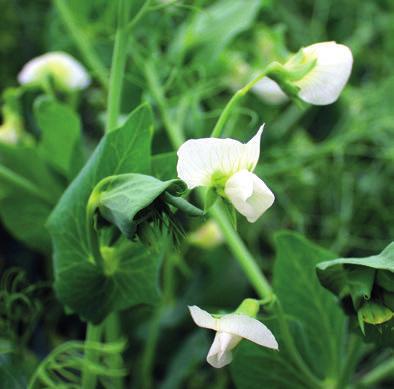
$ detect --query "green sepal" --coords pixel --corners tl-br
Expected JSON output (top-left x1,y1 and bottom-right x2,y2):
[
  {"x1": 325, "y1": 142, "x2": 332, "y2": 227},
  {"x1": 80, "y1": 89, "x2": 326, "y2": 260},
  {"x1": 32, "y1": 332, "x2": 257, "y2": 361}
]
[
  {"x1": 164, "y1": 192, "x2": 204, "y2": 217},
  {"x1": 222, "y1": 199, "x2": 237, "y2": 230},
  {"x1": 235, "y1": 298, "x2": 260, "y2": 318},
  {"x1": 204, "y1": 187, "x2": 218, "y2": 212}
]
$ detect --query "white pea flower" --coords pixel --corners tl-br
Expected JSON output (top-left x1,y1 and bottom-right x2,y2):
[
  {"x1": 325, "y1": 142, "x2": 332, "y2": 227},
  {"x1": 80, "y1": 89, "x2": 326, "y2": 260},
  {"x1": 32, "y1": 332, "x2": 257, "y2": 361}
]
[
  {"x1": 252, "y1": 76, "x2": 288, "y2": 105},
  {"x1": 176, "y1": 127, "x2": 274, "y2": 223},
  {"x1": 189, "y1": 305, "x2": 278, "y2": 368},
  {"x1": 284, "y1": 41, "x2": 353, "y2": 105},
  {"x1": 18, "y1": 52, "x2": 91, "y2": 91}
]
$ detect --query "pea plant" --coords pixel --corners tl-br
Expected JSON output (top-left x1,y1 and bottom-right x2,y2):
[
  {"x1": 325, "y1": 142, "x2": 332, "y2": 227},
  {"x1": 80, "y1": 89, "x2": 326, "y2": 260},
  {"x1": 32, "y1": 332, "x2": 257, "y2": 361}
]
[{"x1": 0, "y1": 1, "x2": 393, "y2": 388}]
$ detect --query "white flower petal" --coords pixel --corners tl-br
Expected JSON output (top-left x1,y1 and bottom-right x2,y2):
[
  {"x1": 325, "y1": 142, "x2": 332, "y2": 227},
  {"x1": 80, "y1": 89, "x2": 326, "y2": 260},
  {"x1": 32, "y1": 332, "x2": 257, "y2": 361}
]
[
  {"x1": 224, "y1": 171, "x2": 275, "y2": 223},
  {"x1": 294, "y1": 42, "x2": 353, "y2": 105},
  {"x1": 219, "y1": 313, "x2": 278, "y2": 350},
  {"x1": 176, "y1": 127, "x2": 263, "y2": 189},
  {"x1": 252, "y1": 77, "x2": 288, "y2": 105},
  {"x1": 188, "y1": 305, "x2": 218, "y2": 330},
  {"x1": 207, "y1": 332, "x2": 242, "y2": 368},
  {"x1": 18, "y1": 52, "x2": 91, "y2": 90}
]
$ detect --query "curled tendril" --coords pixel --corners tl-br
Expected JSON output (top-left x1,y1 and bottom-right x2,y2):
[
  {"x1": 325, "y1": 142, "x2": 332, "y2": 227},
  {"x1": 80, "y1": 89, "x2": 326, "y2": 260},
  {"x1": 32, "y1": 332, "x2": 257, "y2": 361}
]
[{"x1": 28, "y1": 340, "x2": 127, "y2": 389}]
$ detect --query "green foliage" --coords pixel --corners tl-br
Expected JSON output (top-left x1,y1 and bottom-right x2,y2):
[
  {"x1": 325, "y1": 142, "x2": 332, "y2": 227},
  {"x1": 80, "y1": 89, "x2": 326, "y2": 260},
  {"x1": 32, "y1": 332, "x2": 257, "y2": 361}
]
[
  {"x1": 34, "y1": 97, "x2": 84, "y2": 180},
  {"x1": 92, "y1": 174, "x2": 188, "y2": 238},
  {"x1": 48, "y1": 104, "x2": 162, "y2": 323},
  {"x1": 1, "y1": 0, "x2": 394, "y2": 388},
  {"x1": 231, "y1": 232, "x2": 348, "y2": 388},
  {"x1": 317, "y1": 242, "x2": 394, "y2": 345}
]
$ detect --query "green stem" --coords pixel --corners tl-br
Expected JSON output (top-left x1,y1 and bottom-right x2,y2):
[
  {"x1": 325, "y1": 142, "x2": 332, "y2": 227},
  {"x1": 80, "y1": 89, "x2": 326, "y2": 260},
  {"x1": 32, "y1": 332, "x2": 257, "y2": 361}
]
[
  {"x1": 210, "y1": 62, "x2": 279, "y2": 138},
  {"x1": 144, "y1": 61, "x2": 185, "y2": 148},
  {"x1": 106, "y1": 0, "x2": 130, "y2": 132},
  {"x1": 53, "y1": 0, "x2": 109, "y2": 89},
  {"x1": 126, "y1": 0, "x2": 151, "y2": 32},
  {"x1": 358, "y1": 357, "x2": 394, "y2": 387},
  {"x1": 105, "y1": 312, "x2": 123, "y2": 389},
  {"x1": 209, "y1": 202, "x2": 273, "y2": 300},
  {"x1": 0, "y1": 164, "x2": 54, "y2": 205},
  {"x1": 141, "y1": 307, "x2": 163, "y2": 389},
  {"x1": 81, "y1": 323, "x2": 103, "y2": 389}
]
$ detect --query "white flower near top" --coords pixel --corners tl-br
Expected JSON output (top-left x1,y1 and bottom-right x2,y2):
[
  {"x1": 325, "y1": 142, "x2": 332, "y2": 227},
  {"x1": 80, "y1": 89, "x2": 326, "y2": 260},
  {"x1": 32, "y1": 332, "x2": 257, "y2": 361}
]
[
  {"x1": 284, "y1": 41, "x2": 353, "y2": 105},
  {"x1": 176, "y1": 127, "x2": 274, "y2": 222},
  {"x1": 18, "y1": 52, "x2": 91, "y2": 91},
  {"x1": 189, "y1": 305, "x2": 278, "y2": 368}
]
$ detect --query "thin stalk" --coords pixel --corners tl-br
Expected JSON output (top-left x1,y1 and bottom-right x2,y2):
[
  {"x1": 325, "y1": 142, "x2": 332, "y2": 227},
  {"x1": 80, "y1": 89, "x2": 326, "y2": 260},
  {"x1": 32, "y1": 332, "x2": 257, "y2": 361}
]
[
  {"x1": 106, "y1": 0, "x2": 130, "y2": 132},
  {"x1": 53, "y1": 0, "x2": 109, "y2": 89},
  {"x1": 81, "y1": 323, "x2": 103, "y2": 389},
  {"x1": 105, "y1": 312, "x2": 123, "y2": 389},
  {"x1": 358, "y1": 357, "x2": 394, "y2": 387},
  {"x1": 141, "y1": 307, "x2": 163, "y2": 389},
  {"x1": 209, "y1": 202, "x2": 273, "y2": 300},
  {"x1": 210, "y1": 63, "x2": 278, "y2": 138},
  {"x1": 144, "y1": 61, "x2": 185, "y2": 148}
]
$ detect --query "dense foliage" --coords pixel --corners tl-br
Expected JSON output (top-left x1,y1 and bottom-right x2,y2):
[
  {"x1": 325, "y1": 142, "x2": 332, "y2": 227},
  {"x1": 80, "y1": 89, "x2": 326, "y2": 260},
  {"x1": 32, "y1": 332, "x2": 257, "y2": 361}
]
[{"x1": 0, "y1": 0, "x2": 393, "y2": 388}]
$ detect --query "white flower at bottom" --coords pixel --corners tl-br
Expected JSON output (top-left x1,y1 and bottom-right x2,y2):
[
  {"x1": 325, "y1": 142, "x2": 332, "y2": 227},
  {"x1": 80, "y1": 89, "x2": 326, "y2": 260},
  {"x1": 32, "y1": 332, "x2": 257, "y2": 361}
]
[
  {"x1": 176, "y1": 127, "x2": 275, "y2": 223},
  {"x1": 189, "y1": 305, "x2": 278, "y2": 368},
  {"x1": 18, "y1": 52, "x2": 91, "y2": 91}
]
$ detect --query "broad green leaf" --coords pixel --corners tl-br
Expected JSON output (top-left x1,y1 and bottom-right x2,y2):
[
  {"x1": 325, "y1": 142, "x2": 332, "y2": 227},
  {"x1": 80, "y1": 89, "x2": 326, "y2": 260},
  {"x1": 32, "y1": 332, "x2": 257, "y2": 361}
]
[
  {"x1": 231, "y1": 323, "x2": 306, "y2": 389},
  {"x1": 272, "y1": 232, "x2": 345, "y2": 378},
  {"x1": 48, "y1": 104, "x2": 161, "y2": 323},
  {"x1": 152, "y1": 152, "x2": 177, "y2": 181},
  {"x1": 231, "y1": 232, "x2": 347, "y2": 388},
  {"x1": 160, "y1": 331, "x2": 209, "y2": 389},
  {"x1": 35, "y1": 97, "x2": 84, "y2": 179},
  {"x1": 0, "y1": 143, "x2": 63, "y2": 199},
  {"x1": 0, "y1": 192, "x2": 52, "y2": 252},
  {"x1": 0, "y1": 143, "x2": 63, "y2": 252},
  {"x1": 93, "y1": 174, "x2": 185, "y2": 238}
]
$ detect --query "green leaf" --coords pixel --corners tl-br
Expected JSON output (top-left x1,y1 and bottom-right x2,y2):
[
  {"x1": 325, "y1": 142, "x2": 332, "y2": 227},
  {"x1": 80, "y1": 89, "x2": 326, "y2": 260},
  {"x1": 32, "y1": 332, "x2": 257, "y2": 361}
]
[
  {"x1": 231, "y1": 232, "x2": 347, "y2": 388},
  {"x1": 231, "y1": 323, "x2": 307, "y2": 389},
  {"x1": 152, "y1": 151, "x2": 177, "y2": 181},
  {"x1": 48, "y1": 104, "x2": 160, "y2": 323},
  {"x1": 0, "y1": 143, "x2": 63, "y2": 252},
  {"x1": 204, "y1": 187, "x2": 218, "y2": 212},
  {"x1": 272, "y1": 232, "x2": 346, "y2": 378},
  {"x1": 34, "y1": 97, "x2": 84, "y2": 179},
  {"x1": 317, "y1": 242, "x2": 394, "y2": 292},
  {"x1": 93, "y1": 174, "x2": 185, "y2": 238},
  {"x1": 316, "y1": 242, "x2": 394, "y2": 340}
]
